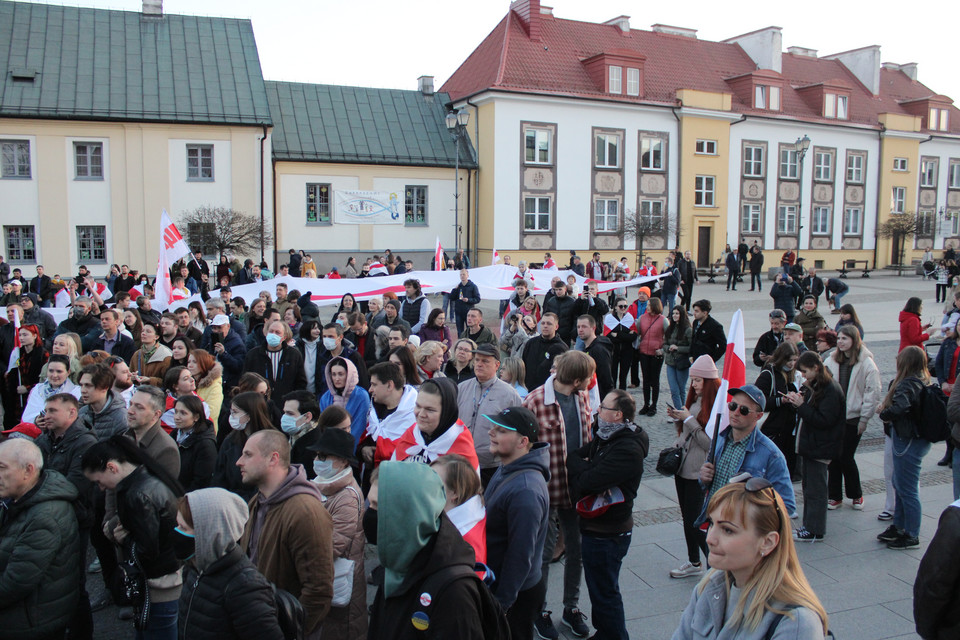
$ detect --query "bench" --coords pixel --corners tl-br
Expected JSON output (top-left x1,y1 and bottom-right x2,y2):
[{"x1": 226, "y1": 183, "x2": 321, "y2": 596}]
[{"x1": 839, "y1": 259, "x2": 871, "y2": 278}]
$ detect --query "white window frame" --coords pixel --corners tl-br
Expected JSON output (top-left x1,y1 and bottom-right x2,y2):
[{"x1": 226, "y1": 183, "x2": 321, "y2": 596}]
[
  {"x1": 811, "y1": 206, "x2": 830, "y2": 235},
  {"x1": 846, "y1": 154, "x2": 863, "y2": 183},
  {"x1": 843, "y1": 207, "x2": 862, "y2": 235},
  {"x1": 920, "y1": 159, "x2": 938, "y2": 188},
  {"x1": 893, "y1": 157, "x2": 908, "y2": 172},
  {"x1": 940, "y1": 109, "x2": 950, "y2": 131},
  {"x1": 949, "y1": 163, "x2": 960, "y2": 189},
  {"x1": 814, "y1": 151, "x2": 833, "y2": 182},
  {"x1": 524, "y1": 128, "x2": 552, "y2": 165},
  {"x1": 524, "y1": 196, "x2": 551, "y2": 232},
  {"x1": 74, "y1": 142, "x2": 103, "y2": 180},
  {"x1": 186, "y1": 144, "x2": 214, "y2": 181},
  {"x1": 0, "y1": 140, "x2": 31, "y2": 179},
  {"x1": 595, "y1": 133, "x2": 620, "y2": 168},
  {"x1": 754, "y1": 85, "x2": 766, "y2": 109},
  {"x1": 640, "y1": 200, "x2": 664, "y2": 229},
  {"x1": 824, "y1": 93, "x2": 847, "y2": 119},
  {"x1": 780, "y1": 149, "x2": 798, "y2": 179},
  {"x1": 640, "y1": 136, "x2": 663, "y2": 170},
  {"x1": 695, "y1": 139, "x2": 717, "y2": 155},
  {"x1": 950, "y1": 213, "x2": 960, "y2": 237},
  {"x1": 306, "y1": 183, "x2": 332, "y2": 225},
  {"x1": 76, "y1": 225, "x2": 107, "y2": 263},
  {"x1": 626, "y1": 68, "x2": 640, "y2": 96},
  {"x1": 837, "y1": 95, "x2": 848, "y2": 120},
  {"x1": 777, "y1": 205, "x2": 798, "y2": 235},
  {"x1": 743, "y1": 145, "x2": 764, "y2": 177},
  {"x1": 594, "y1": 199, "x2": 619, "y2": 232},
  {"x1": 404, "y1": 185, "x2": 428, "y2": 226},
  {"x1": 930, "y1": 108, "x2": 950, "y2": 132},
  {"x1": 694, "y1": 175, "x2": 715, "y2": 207},
  {"x1": 742, "y1": 203, "x2": 762, "y2": 234},
  {"x1": 4, "y1": 225, "x2": 36, "y2": 263},
  {"x1": 917, "y1": 211, "x2": 935, "y2": 237},
  {"x1": 769, "y1": 86, "x2": 781, "y2": 111},
  {"x1": 891, "y1": 187, "x2": 906, "y2": 213},
  {"x1": 608, "y1": 66, "x2": 622, "y2": 94}
]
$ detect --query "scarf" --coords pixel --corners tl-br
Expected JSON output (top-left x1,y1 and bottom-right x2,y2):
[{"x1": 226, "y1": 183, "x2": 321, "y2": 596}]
[{"x1": 597, "y1": 417, "x2": 636, "y2": 440}]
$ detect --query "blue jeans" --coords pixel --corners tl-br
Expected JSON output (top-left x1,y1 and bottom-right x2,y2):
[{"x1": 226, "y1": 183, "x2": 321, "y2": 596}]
[
  {"x1": 832, "y1": 288, "x2": 847, "y2": 309},
  {"x1": 891, "y1": 431, "x2": 931, "y2": 538},
  {"x1": 662, "y1": 292, "x2": 676, "y2": 316},
  {"x1": 581, "y1": 532, "x2": 631, "y2": 640},
  {"x1": 666, "y1": 365, "x2": 689, "y2": 410},
  {"x1": 135, "y1": 598, "x2": 178, "y2": 640}
]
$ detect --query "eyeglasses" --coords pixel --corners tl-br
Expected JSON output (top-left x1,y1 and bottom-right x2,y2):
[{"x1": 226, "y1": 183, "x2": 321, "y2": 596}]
[
  {"x1": 727, "y1": 401, "x2": 754, "y2": 416},
  {"x1": 740, "y1": 476, "x2": 784, "y2": 533},
  {"x1": 599, "y1": 404, "x2": 620, "y2": 412},
  {"x1": 616, "y1": 305, "x2": 628, "y2": 309}
]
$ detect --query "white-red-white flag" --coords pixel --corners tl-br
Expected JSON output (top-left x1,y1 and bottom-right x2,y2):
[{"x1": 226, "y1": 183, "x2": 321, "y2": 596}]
[
  {"x1": 602, "y1": 312, "x2": 635, "y2": 337},
  {"x1": 6, "y1": 309, "x2": 20, "y2": 373},
  {"x1": 491, "y1": 248, "x2": 500, "y2": 266},
  {"x1": 160, "y1": 209, "x2": 192, "y2": 267},
  {"x1": 704, "y1": 309, "x2": 746, "y2": 440},
  {"x1": 54, "y1": 288, "x2": 71, "y2": 308},
  {"x1": 368, "y1": 262, "x2": 389, "y2": 276},
  {"x1": 543, "y1": 257, "x2": 557, "y2": 270},
  {"x1": 434, "y1": 237, "x2": 444, "y2": 271}
]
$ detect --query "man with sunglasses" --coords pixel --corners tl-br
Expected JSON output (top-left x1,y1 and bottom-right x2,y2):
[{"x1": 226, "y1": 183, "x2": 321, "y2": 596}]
[{"x1": 697, "y1": 384, "x2": 796, "y2": 529}]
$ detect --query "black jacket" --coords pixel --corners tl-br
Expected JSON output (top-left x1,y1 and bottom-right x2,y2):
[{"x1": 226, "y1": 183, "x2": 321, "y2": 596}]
[
  {"x1": 179, "y1": 545, "x2": 284, "y2": 640},
  {"x1": 368, "y1": 515, "x2": 484, "y2": 640},
  {"x1": 752, "y1": 330, "x2": 784, "y2": 367},
  {"x1": 676, "y1": 257, "x2": 698, "y2": 284},
  {"x1": 879, "y1": 377, "x2": 924, "y2": 440},
  {"x1": 575, "y1": 295, "x2": 609, "y2": 329},
  {"x1": 24, "y1": 305, "x2": 58, "y2": 350},
  {"x1": 914, "y1": 504, "x2": 960, "y2": 640},
  {"x1": 449, "y1": 280, "x2": 481, "y2": 318},
  {"x1": 725, "y1": 252, "x2": 739, "y2": 274},
  {"x1": 243, "y1": 345, "x2": 307, "y2": 412},
  {"x1": 690, "y1": 315, "x2": 726, "y2": 362},
  {"x1": 754, "y1": 366, "x2": 798, "y2": 440},
  {"x1": 801, "y1": 275, "x2": 825, "y2": 300},
  {"x1": 212, "y1": 435, "x2": 256, "y2": 502},
  {"x1": 543, "y1": 294, "x2": 578, "y2": 343},
  {"x1": 291, "y1": 427, "x2": 322, "y2": 480},
  {"x1": 116, "y1": 465, "x2": 180, "y2": 580},
  {"x1": 770, "y1": 280, "x2": 803, "y2": 318},
  {"x1": 584, "y1": 336, "x2": 615, "y2": 400},
  {"x1": 36, "y1": 421, "x2": 98, "y2": 529},
  {"x1": 55, "y1": 312, "x2": 100, "y2": 341},
  {"x1": 749, "y1": 251, "x2": 765, "y2": 274},
  {"x1": 29, "y1": 274, "x2": 52, "y2": 302},
  {"x1": 177, "y1": 427, "x2": 218, "y2": 492},
  {"x1": 521, "y1": 334, "x2": 569, "y2": 391},
  {"x1": 566, "y1": 422, "x2": 649, "y2": 535},
  {"x1": 795, "y1": 378, "x2": 845, "y2": 460},
  {"x1": 90, "y1": 332, "x2": 138, "y2": 364},
  {"x1": 211, "y1": 328, "x2": 248, "y2": 390}
]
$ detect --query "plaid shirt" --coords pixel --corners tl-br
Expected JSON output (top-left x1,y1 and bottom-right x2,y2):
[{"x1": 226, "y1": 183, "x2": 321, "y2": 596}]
[
  {"x1": 707, "y1": 436, "x2": 747, "y2": 503},
  {"x1": 523, "y1": 376, "x2": 592, "y2": 509}
]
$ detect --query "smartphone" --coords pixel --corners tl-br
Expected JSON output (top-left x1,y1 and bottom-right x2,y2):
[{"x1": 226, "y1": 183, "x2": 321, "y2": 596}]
[{"x1": 665, "y1": 403, "x2": 675, "y2": 411}]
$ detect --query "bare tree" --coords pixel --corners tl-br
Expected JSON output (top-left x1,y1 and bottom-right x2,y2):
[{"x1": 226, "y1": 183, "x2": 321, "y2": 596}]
[
  {"x1": 179, "y1": 206, "x2": 273, "y2": 259},
  {"x1": 618, "y1": 208, "x2": 678, "y2": 269},
  {"x1": 877, "y1": 212, "x2": 920, "y2": 274}
]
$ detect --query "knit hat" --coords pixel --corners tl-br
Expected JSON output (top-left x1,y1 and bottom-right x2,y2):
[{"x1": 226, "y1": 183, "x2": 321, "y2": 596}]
[
  {"x1": 638, "y1": 286, "x2": 651, "y2": 297},
  {"x1": 688, "y1": 355, "x2": 719, "y2": 379}
]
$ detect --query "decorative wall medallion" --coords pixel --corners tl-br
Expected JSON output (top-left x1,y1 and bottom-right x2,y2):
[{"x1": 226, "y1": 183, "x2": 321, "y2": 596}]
[
  {"x1": 811, "y1": 237, "x2": 831, "y2": 250},
  {"x1": 596, "y1": 172, "x2": 622, "y2": 193},
  {"x1": 776, "y1": 236, "x2": 798, "y2": 250},
  {"x1": 779, "y1": 182, "x2": 799, "y2": 200},
  {"x1": 949, "y1": 192, "x2": 960, "y2": 208},
  {"x1": 917, "y1": 238, "x2": 933, "y2": 250},
  {"x1": 815, "y1": 185, "x2": 832, "y2": 202},
  {"x1": 745, "y1": 180, "x2": 764, "y2": 199},
  {"x1": 523, "y1": 234, "x2": 551, "y2": 250},
  {"x1": 524, "y1": 168, "x2": 553, "y2": 190},
  {"x1": 920, "y1": 190, "x2": 937, "y2": 207},
  {"x1": 842, "y1": 237, "x2": 862, "y2": 250},
  {"x1": 596, "y1": 235, "x2": 619, "y2": 250},
  {"x1": 845, "y1": 185, "x2": 864, "y2": 204},
  {"x1": 641, "y1": 174, "x2": 666, "y2": 194}
]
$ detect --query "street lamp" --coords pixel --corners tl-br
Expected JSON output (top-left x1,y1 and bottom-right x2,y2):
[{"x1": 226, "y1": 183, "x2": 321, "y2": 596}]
[
  {"x1": 794, "y1": 134, "x2": 811, "y2": 268},
  {"x1": 445, "y1": 107, "x2": 470, "y2": 256}
]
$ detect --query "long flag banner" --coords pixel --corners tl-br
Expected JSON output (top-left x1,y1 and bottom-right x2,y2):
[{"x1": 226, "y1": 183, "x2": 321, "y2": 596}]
[
  {"x1": 154, "y1": 210, "x2": 193, "y2": 307},
  {"x1": 704, "y1": 308, "x2": 746, "y2": 441}
]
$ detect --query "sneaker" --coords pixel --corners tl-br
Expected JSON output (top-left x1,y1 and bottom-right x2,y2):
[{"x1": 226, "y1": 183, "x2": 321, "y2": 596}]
[
  {"x1": 535, "y1": 611, "x2": 559, "y2": 640},
  {"x1": 852, "y1": 497, "x2": 864, "y2": 511},
  {"x1": 877, "y1": 510, "x2": 893, "y2": 521},
  {"x1": 789, "y1": 511, "x2": 799, "y2": 520},
  {"x1": 877, "y1": 525, "x2": 901, "y2": 542},
  {"x1": 827, "y1": 500, "x2": 842, "y2": 510},
  {"x1": 793, "y1": 527, "x2": 824, "y2": 542},
  {"x1": 561, "y1": 608, "x2": 590, "y2": 638},
  {"x1": 887, "y1": 534, "x2": 920, "y2": 550},
  {"x1": 87, "y1": 558, "x2": 102, "y2": 573},
  {"x1": 670, "y1": 561, "x2": 704, "y2": 579}
]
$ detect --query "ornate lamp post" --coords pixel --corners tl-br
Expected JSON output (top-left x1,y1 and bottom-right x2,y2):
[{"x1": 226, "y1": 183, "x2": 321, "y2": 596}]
[
  {"x1": 445, "y1": 108, "x2": 470, "y2": 256},
  {"x1": 794, "y1": 134, "x2": 811, "y2": 268}
]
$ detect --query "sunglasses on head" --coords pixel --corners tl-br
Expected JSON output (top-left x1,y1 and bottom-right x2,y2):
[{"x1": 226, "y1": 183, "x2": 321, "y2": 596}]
[
  {"x1": 739, "y1": 476, "x2": 784, "y2": 532},
  {"x1": 727, "y1": 401, "x2": 755, "y2": 416}
]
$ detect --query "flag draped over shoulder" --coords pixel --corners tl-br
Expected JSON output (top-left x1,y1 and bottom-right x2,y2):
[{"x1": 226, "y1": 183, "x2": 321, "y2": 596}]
[{"x1": 705, "y1": 309, "x2": 746, "y2": 440}]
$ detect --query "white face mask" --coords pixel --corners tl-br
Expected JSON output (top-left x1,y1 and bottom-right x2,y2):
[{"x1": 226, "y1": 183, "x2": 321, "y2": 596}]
[
  {"x1": 313, "y1": 459, "x2": 337, "y2": 479},
  {"x1": 280, "y1": 414, "x2": 304, "y2": 435},
  {"x1": 322, "y1": 337, "x2": 338, "y2": 351},
  {"x1": 228, "y1": 414, "x2": 247, "y2": 431}
]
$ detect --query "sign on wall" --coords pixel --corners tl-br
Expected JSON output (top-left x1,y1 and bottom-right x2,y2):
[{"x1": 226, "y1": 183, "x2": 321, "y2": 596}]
[{"x1": 334, "y1": 190, "x2": 403, "y2": 225}]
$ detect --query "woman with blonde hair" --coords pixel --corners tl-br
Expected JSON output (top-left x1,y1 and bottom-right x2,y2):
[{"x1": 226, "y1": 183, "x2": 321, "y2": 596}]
[
  {"x1": 40, "y1": 332, "x2": 83, "y2": 383},
  {"x1": 187, "y1": 348, "x2": 224, "y2": 424},
  {"x1": 673, "y1": 480, "x2": 829, "y2": 639},
  {"x1": 443, "y1": 338, "x2": 477, "y2": 383},
  {"x1": 498, "y1": 356, "x2": 528, "y2": 399},
  {"x1": 415, "y1": 340, "x2": 446, "y2": 380},
  {"x1": 431, "y1": 453, "x2": 486, "y2": 565}
]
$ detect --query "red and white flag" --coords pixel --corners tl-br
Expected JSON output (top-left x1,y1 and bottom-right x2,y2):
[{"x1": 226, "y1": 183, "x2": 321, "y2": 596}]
[
  {"x1": 154, "y1": 209, "x2": 191, "y2": 307},
  {"x1": 602, "y1": 312, "x2": 635, "y2": 337},
  {"x1": 543, "y1": 257, "x2": 557, "y2": 270},
  {"x1": 129, "y1": 285, "x2": 145, "y2": 299},
  {"x1": 54, "y1": 288, "x2": 71, "y2": 308},
  {"x1": 704, "y1": 309, "x2": 746, "y2": 440},
  {"x1": 368, "y1": 262, "x2": 389, "y2": 276},
  {"x1": 434, "y1": 237, "x2": 444, "y2": 271},
  {"x1": 92, "y1": 281, "x2": 112, "y2": 300},
  {"x1": 6, "y1": 309, "x2": 20, "y2": 373},
  {"x1": 491, "y1": 248, "x2": 499, "y2": 266}
]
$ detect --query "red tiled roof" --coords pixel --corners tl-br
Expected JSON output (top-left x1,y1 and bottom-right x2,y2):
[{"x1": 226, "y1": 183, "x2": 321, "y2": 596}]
[{"x1": 441, "y1": 8, "x2": 960, "y2": 133}]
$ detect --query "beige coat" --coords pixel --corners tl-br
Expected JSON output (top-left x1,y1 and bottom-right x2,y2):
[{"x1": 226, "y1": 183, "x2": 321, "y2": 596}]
[
  {"x1": 826, "y1": 345, "x2": 882, "y2": 430},
  {"x1": 674, "y1": 398, "x2": 713, "y2": 480},
  {"x1": 317, "y1": 471, "x2": 367, "y2": 640}
]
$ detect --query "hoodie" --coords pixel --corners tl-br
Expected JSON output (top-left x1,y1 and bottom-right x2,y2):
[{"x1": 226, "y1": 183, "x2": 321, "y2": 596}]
[
  {"x1": 247, "y1": 464, "x2": 324, "y2": 566},
  {"x1": 319, "y1": 356, "x2": 371, "y2": 447},
  {"x1": 484, "y1": 442, "x2": 551, "y2": 609},
  {"x1": 188, "y1": 487, "x2": 249, "y2": 572}
]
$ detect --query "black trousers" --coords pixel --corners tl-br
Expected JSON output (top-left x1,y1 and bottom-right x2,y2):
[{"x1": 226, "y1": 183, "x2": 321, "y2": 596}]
[
  {"x1": 828, "y1": 419, "x2": 863, "y2": 500},
  {"x1": 638, "y1": 353, "x2": 663, "y2": 408},
  {"x1": 611, "y1": 344, "x2": 633, "y2": 390},
  {"x1": 675, "y1": 476, "x2": 708, "y2": 564},
  {"x1": 630, "y1": 349, "x2": 641, "y2": 386},
  {"x1": 682, "y1": 283, "x2": 694, "y2": 310},
  {"x1": 505, "y1": 581, "x2": 547, "y2": 640},
  {"x1": 90, "y1": 492, "x2": 122, "y2": 604},
  {"x1": 726, "y1": 271, "x2": 739, "y2": 290}
]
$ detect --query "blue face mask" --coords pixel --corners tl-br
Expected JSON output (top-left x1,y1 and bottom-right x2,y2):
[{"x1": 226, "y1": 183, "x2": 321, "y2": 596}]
[
  {"x1": 280, "y1": 414, "x2": 304, "y2": 435},
  {"x1": 313, "y1": 458, "x2": 336, "y2": 479},
  {"x1": 266, "y1": 333, "x2": 283, "y2": 348}
]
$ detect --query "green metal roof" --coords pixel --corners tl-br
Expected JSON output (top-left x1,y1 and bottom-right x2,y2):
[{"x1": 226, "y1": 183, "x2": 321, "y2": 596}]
[
  {"x1": 0, "y1": 0, "x2": 272, "y2": 125},
  {"x1": 266, "y1": 80, "x2": 477, "y2": 168}
]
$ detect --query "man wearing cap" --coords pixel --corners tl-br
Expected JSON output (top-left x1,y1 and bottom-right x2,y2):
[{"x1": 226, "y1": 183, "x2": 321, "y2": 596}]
[
  {"x1": 209, "y1": 313, "x2": 248, "y2": 390},
  {"x1": 697, "y1": 384, "x2": 796, "y2": 528},
  {"x1": 753, "y1": 309, "x2": 787, "y2": 367},
  {"x1": 1, "y1": 422, "x2": 41, "y2": 441},
  {"x1": 19, "y1": 292, "x2": 57, "y2": 349},
  {"x1": 783, "y1": 322, "x2": 808, "y2": 355},
  {"x1": 485, "y1": 406, "x2": 551, "y2": 640},
  {"x1": 457, "y1": 344, "x2": 521, "y2": 487}
]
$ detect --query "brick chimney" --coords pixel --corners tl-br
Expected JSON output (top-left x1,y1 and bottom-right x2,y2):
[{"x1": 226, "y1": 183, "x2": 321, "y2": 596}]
[
  {"x1": 510, "y1": 0, "x2": 541, "y2": 40},
  {"x1": 142, "y1": 0, "x2": 162, "y2": 16}
]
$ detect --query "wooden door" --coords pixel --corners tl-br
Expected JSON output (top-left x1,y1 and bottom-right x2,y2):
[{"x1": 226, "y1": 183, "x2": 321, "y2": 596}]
[{"x1": 697, "y1": 226, "x2": 711, "y2": 268}]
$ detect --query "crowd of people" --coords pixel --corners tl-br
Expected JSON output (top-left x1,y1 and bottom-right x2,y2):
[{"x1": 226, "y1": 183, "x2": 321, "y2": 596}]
[{"x1": 0, "y1": 244, "x2": 958, "y2": 640}]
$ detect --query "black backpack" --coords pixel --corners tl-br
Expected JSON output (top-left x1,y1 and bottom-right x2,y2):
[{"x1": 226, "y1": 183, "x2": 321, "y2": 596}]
[
  {"x1": 912, "y1": 383, "x2": 950, "y2": 442},
  {"x1": 272, "y1": 585, "x2": 305, "y2": 640},
  {"x1": 411, "y1": 564, "x2": 510, "y2": 639}
]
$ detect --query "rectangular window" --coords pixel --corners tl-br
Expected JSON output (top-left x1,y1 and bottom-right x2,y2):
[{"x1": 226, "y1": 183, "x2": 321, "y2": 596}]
[
  {"x1": 949, "y1": 163, "x2": 960, "y2": 189},
  {"x1": 814, "y1": 151, "x2": 833, "y2": 182},
  {"x1": 825, "y1": 94, "x2": 847, "y2": 119},
  {"x1": 694, "y1": 175, "x2": 715, "y2": 207},
  {"x1": 843, "y1": 207, "x2": 862, "y2": 235},
  {"x1": 894, "y1": 157, "x2": 908, "y2": 172},
  {"x1": 837, "y1": 95, "x2": 848, "y2": 120},
  {"x1": 187, "y1": 223, "x2": 217, "y2": 257},
  {"x1": 811, "y1": 206, "x2": 830, "y2": 234},
  {"x1": 76, "y1": 225, "x2": 107, "y2": 262},
  {"x1": 594, "y1": 199, "x2": 619, "y2": 232},
  {"x1": 741, "y1": 203, "x2": 762, "y2": 234},
  {"x1": 524, "y1": 196, "x2": 551, "y2": 231},
  {"x1": 950, "y1": 212, "x2": 960, "y2": 237},
  {"x1": 306, "y1": 183, "x2": 331, "y2": 224},
  {"x1": 940, "y1": 109, "x2": 950, "y2": 132},
  {"x1": 769, "y1": 86, "x2": 781, "y2": 111},
  {"x1": 608, "y1": 66, "x2": 622, "y2": 94},
  {"x1": 917, "y1": 211, "x2": 935, "y2": 237},
  {"x1": 930, "y1": 108, "x2": 948, "y2": 131},
  {"x1": 74, "y1": 142, "x2": 103, "y2": 179},
  {"x1": 640, "y1": 200, "x2": 664, "y2": 229},
  {"x1": 777, "y1": 205, "x2": 798, "y2": 234},
  {"x1": 920, "y1": 159, "x2": 938, "y2": 188},
  {"x1": 780, "y1": 149, "x2": 798, "y2": 179},
  {"x1": 1, "y1": 140, "x2": 31, "y2": 178},
  {"x1": 846, "y1": 154, "x2": 863, "y2": 183},
  {"x1": 695, "y1": 139, "x2": 717, "y2": 155},
  {"x1": 186, "y1": 144, "x2": 214, "y2": 181},
  {"x1": 404, "y1": 186, "x2": 428, "y2": 225},
  {"x1": 891, "y1": 187, "x2": 906, "y2": 213},
  {"x1": 524, "y1": 128, "x2": 552, "y2": 164},
  {"x1": 640, "y1": 137, "x2": 662, "y2": 170},
  {"x1": 595, "y1": 134, "x2": 620, "y2": 168},
  {"x1": 754, "y1": 85, "x2": 766, "y2": 110},
  {"x1": 4, "y1": 225, "x2": 36, "y2": 262},
  {"x1": 743, "y1": 146, "x2": 764, "y2": 177},
  {"x1": 626, "y1": 68, "x2": 640, "y2": 96}
]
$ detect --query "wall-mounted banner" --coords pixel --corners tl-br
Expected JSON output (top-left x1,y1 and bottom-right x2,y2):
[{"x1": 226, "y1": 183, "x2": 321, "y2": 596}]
[{"x1": 334, "y1": 190, "x2": 403, "y2": 225}]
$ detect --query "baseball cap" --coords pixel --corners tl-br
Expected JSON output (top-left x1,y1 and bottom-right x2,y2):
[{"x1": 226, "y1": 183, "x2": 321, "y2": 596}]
[
  {"x1": 783, "y1": 322, "x2": 802, "y2": 332},
  {"x1": 210, "y1": 315, "x2": 230, "y2": 327},
  {"x1": 471, "y1": 343, "x2": 500, "y2": 360},
  {"x1": 728, "y1": 384, "x2": 766, "y2": 412},
  {"x1": 8, "y1": 279, "x2": 21, "y2": 287},
  {"x1": 484, "y1": 406, "x2": 539, "y2": 442},
  {"x1": 2, "y1": 423, "x2": 41, "y2": 440}
]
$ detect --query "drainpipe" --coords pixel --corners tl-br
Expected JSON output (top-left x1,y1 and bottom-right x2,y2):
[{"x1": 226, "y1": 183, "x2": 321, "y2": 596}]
[
  {"x1": 873, "y1": 127, "x2": 882, "y2": 270},
  {"x1": 671, "y1": 102, "x2": 683, "y2": 270},
  {"x1": 467, "y1": 98, "x2": 480, "y2": 266},
  {"x1": 259, "y1": 123, "x2": 268, "y2": 264}
]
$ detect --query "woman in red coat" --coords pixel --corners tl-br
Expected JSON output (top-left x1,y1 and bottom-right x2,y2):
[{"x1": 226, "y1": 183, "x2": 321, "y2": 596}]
[{"x1": 899, "y1": 296, "x2": 936, "y2": 352}]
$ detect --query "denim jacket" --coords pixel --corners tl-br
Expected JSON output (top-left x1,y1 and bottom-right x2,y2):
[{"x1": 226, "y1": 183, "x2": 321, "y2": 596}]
[{"x1": 696, "y1": 426, "x2": 796, "y2": 525}]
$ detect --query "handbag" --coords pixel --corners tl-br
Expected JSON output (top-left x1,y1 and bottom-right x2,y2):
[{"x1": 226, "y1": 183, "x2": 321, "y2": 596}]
[
  {"x1": 656, "y1": 431, "x2": 693, "y2": 477},
  {"x1": 120, "y1": 543, "x2": 150, "y2": 631},
  {"x1": 331, "y1": 485, "x2": 362, "y2": 607}
]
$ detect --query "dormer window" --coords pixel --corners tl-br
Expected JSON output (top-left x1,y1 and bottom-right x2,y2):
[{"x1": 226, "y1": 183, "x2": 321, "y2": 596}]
[
  {"x1": 626, "y1": 68, "x2": 640, "y2": 96},
  {"x1": 754, "y1": 85, "x2": 780, "y2": 111},
  {"x1": 929, "y1": 107, "x2": 949, "y2": 131},
  {"x1": 582, "y1": 51, "x2": 645, "y2": 98},
  {"x1": 608, "y1": 66, "x2": 622, "y2": 94},
  {"x1": 824, "y1": 93, "x2": 848, "y2": 119}
]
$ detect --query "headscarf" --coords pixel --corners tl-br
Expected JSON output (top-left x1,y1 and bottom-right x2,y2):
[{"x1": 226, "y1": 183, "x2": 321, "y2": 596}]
[{"x1": 418, "y1": 377, "x2": 459, "y2": 444}]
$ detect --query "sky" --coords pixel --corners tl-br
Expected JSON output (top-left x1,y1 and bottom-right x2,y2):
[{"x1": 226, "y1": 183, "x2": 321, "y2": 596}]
[{"x1": 22, "y1": 0, "x2": 960, "y2": 101}]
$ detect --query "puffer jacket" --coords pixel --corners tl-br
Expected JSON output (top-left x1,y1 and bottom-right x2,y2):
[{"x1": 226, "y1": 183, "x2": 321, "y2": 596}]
[
  {"x1": 77, "y1": 389, "x2": 129, "y2": 440},
  {"x1": 0, "y1": 470, "x2": 81, "y2": 640},
  {"x1": 795, "y1": 378, "x2": 846, "y2": 460},
  {"x1": 794, "y1": 307, "x2": 827, "y2": 350},
  {"x1": 879, "y1": 376, "x2": 924, "y2": 440},
  {"x1": 825, "y1": 346, "x2": 882, "y2": 429}
]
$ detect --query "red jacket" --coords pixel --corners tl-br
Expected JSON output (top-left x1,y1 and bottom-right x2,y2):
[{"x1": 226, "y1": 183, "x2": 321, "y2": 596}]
[{"x1": 899, "y1": 310, "x2": 930, "y2": 353}]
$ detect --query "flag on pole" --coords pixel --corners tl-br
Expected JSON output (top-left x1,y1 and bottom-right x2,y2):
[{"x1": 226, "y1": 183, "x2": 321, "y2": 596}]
[
  {"x1": 6, "y1": 309, "x2": 20, "y2": 373},
  {"x1": 434, "y1": 237, "x2": 444, "y2": 271},
  {"x1": 704, "y1": 309, "x2": 746, "y2": 440},
  {"x1": 154, "y1": 209, "x2": 192, "y2": 308},
  {"x1": 54, "y1": 288, "x2": 71, "y2": 308},
  {"x1": 491, "y1": 248, "x2": 500, "y2": 266}
]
